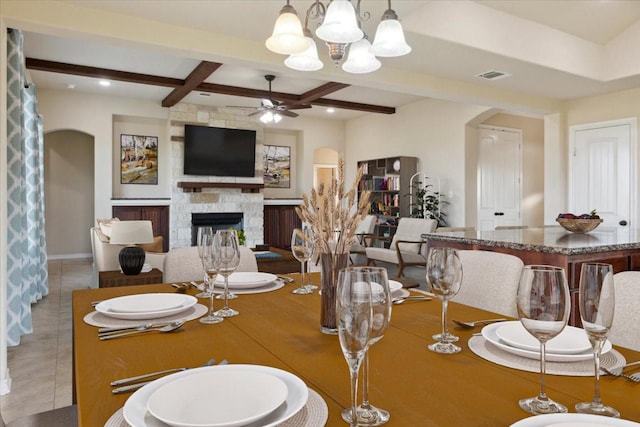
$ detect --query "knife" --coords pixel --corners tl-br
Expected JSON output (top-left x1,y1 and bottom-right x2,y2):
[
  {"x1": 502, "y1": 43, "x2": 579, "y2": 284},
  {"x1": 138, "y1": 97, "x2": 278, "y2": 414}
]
[
  {"x1": 98, "y1": 321, "x2": 173, "y2": 334},
  {"x1": 277, "y1": 275, "x2": 295, "y2": 283}
]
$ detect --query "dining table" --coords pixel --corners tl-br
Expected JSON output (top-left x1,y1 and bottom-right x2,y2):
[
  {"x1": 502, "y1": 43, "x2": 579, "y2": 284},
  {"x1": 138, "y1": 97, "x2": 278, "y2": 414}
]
[{"x1": 72, "y1": 273, "x2": 640, "y2": 426}]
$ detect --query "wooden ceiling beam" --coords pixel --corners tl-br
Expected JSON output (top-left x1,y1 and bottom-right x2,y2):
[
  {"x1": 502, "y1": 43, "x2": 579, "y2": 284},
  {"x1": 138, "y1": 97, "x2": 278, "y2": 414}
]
[
  {"x1": 162, "y1": 61, "x2": 222, "y2": 107},
  {"x1": 296, "y1": 82, "x2": 350, "y2": 104},
  {"x1": 311, "y1": 98, "x2": 396, "y2": 114},
  {"x1": 195, "y1": 82, "x2": 301, "y2": 103}
]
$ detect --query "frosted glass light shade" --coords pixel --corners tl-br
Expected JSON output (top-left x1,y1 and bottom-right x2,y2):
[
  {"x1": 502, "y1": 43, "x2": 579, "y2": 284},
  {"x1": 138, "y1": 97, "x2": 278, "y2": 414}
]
[
  {"x1": 371, "y1": 18, "x2": 411, "y2": 57},
  {"x1": 342, "y1": 38, "x2": 381, "y2": 74},
  {"x1": 285, "y1": 36, "x2": 324, "y2": 71},
  {"x1": 266, "y1": 6, "x2": 308, "y2": 55},
  {"x1": 260, "y1": 111, "x2": 274, "y2": 124},
  {"x1": 315, "y1": 0, "x2": 363, "y2": 44}
]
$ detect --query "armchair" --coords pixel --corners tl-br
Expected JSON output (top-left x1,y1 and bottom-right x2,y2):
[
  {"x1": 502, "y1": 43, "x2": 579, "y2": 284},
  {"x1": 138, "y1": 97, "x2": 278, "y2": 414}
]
[
  {"x1": 365, "y1": 218, "x2": 437, "y2": 278},
  {"x1": 349, "y1": 214, "x2": 377, "y2": 265}
]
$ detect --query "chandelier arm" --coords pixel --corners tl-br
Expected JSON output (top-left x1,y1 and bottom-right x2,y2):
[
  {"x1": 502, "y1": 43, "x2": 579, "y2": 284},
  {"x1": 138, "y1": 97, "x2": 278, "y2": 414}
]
[{"x1": 304, "y1": 0, "x2": 326, "y2": 30}]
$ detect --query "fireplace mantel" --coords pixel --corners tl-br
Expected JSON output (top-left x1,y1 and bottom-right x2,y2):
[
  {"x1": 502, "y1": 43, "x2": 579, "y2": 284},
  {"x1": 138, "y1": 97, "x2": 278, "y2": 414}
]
[{"x1": 177, "y1": 182, "x2": 264, "y2": 193}]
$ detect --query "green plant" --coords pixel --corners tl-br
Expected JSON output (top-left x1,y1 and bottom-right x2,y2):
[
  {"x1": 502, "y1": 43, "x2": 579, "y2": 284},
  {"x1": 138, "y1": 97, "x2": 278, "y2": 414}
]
[
  {"x1": 406, "y1": 181, "x2": 449, "y2": 226},
  {"x1": 233, "y1": 228, "x2": 246, "y2": 246}
]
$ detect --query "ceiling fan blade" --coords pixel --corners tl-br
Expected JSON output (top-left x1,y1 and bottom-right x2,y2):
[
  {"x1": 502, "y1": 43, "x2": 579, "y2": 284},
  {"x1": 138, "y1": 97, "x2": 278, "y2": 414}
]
[
  {"x1": 248, "y1": 110, "x2": 262, "y2": 117},
  {"x1": 279, "y1": 110, "x2": 298, "y2": 118}
]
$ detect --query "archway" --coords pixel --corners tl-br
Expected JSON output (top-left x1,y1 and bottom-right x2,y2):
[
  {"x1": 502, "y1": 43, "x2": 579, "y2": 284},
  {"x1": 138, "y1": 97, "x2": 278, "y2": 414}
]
[{"x1": 313, "y1": 147, "x2": 339, "y2": 192}]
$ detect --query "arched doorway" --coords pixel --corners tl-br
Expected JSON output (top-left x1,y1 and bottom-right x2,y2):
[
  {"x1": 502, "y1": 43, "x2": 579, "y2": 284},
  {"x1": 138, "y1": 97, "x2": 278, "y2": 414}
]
[{"x1": 313, "y1": 147, "x2": 339, "y2": 192}]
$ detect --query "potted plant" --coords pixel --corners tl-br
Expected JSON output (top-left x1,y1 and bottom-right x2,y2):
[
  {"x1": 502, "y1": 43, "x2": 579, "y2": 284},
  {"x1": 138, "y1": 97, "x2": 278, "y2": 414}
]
[{"x1": 406, "y1": 181, "x2": 449, "y2": 227}]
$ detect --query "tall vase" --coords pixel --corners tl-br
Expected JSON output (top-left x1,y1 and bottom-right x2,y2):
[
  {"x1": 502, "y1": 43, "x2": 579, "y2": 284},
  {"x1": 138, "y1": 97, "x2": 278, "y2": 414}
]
[{"x1": 319, "y1": 251, "x2": 349, "y2": 335}]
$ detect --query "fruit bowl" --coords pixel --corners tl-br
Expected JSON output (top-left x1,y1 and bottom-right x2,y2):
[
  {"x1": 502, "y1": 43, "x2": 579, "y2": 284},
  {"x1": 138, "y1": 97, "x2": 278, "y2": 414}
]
[{"x1": 556, "y1": 218, "x2": 603, "y2": 233}]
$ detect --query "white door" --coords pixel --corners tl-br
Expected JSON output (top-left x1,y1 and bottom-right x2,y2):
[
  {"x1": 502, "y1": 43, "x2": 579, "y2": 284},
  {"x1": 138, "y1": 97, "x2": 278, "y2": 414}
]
[
  {"x1": 477, "y1": 126, "x2": 522, "y2": 230},
  {"x1": 570, "y1": 120, "x2": 635, "y2": 229}
]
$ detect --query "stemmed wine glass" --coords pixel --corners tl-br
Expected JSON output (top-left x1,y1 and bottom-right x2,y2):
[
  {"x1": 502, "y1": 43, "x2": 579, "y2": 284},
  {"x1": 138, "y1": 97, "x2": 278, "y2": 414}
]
[
  {"x1": 516, "y1": 265, "x2": 570, "y2": 415},
  {"x1": 196, "y1": 226, "x2": 214, "y2": 298},
  {"x1": 199, "y1": 233, "x2": 223, "y2": 324},
  {"x1": 575, "y1": 263, "x2": 619, "y2": 417},
  {"x1": 341, "y1": 267, "x2": 392, "y2": 426},
  {"x1": 213, "y1": 230, "x2": 241, "y2": 317},
  {"x1": 426, "y1": 247, "x2": 463, "y2": 354},
  {"x1": 291, "y1": 228, "x2": 315, "y2": 295},
  {"x1": 337, "y1": 267, "x2": 374, "y2": 427}
]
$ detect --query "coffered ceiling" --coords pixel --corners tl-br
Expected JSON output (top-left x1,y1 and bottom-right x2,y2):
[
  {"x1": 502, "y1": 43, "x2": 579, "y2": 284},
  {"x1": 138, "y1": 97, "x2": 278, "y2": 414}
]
[{"x1": 3, "y1": 0, "x2": 640, "y2": 121}]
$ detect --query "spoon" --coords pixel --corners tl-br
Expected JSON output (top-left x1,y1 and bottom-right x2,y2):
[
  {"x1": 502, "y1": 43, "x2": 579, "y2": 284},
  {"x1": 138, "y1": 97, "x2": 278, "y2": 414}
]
[
  {"x1": 99, "y1": 320, "x2": 185, "y2": 340},
  {"x1": 452, "y1": 318, "x2": 506, "y2": 329},
  {"x1": 392, "y1": 296, "x2": 432, "y2": 304}
]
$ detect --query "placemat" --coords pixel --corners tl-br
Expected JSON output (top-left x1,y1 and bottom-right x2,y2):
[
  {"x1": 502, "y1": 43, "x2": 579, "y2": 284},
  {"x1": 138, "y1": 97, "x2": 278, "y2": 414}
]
[
  {"x1": 104, "y1": 387, "x2": 328, "y2": 427},
  {"x1": 468, "y1": 335, "x2": 626, "y2": 376},
  {"x1": 84, "y1": 304, "x2": 208, "y2": 328}
]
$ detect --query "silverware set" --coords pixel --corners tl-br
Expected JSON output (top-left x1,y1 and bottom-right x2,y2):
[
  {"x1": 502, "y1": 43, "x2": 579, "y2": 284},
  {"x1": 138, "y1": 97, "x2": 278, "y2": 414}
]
[
  {"x1": 98, "y1": 320, "x2": 185, "y2": 340},
  {"x1": 391, "y1": 295, "x2": 432, "y2": 304},
  {"x1": 601, "y1": 361, "x2": 640, "y2": 383}
]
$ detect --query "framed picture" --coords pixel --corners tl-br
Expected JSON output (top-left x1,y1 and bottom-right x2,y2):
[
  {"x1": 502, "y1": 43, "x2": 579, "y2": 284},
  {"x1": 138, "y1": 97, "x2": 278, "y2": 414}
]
[
  {"x1": 263, "y1": 145, "x2": 291, "y2": 188},
  {"x1": 120, "y1": 134, "x2": 158, "y2": 184}
]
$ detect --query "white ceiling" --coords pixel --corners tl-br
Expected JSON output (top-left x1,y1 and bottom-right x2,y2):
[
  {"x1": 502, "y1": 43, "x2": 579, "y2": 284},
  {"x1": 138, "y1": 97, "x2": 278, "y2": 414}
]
[{"x1": 13, "y1": 0, "x2": 640, "y2": 121}]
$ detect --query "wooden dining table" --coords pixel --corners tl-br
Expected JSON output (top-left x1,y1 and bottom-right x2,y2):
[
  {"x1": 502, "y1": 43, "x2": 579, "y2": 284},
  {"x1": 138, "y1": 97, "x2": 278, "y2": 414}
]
[{"x1": 72, "y1": 273, "x2": 640, "y2": 426}]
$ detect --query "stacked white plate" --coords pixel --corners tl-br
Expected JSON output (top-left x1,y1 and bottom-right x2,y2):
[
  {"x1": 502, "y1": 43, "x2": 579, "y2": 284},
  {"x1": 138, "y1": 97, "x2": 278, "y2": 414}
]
[
  {"x1": 389, "y1": 280, "x2": 409, "y2": 299},
  {"x1": 481, "y1": 321, "x2": 612, "y2": 363},
  {"x1": 123, "y1": 364, "x2": 309, "y2": 427},
  {"x1": 510, "y1": 413, "x2": 639, "y2": 426},
  {"x1": 95, "y1": 293, "x2": 197, "y2": 320},
  {"x1": 213, "y1": 272, "x2": 280, "y2": 294}
]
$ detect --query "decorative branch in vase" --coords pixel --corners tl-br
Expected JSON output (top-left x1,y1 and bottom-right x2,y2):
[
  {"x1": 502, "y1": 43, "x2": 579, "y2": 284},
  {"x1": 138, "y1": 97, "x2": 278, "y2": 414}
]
[{"x1": 296, "y1": 159, "x2": 371, "y2": 334}]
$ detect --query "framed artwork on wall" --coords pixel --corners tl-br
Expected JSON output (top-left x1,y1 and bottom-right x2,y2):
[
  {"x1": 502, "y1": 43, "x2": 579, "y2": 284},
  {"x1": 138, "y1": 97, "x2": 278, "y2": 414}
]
[
  {"x1": 120, "y1": 134, "x2": 158, "y2": 185},
  {"x1": 263, "y1": 145, "x2": 291, "y2": 188}
]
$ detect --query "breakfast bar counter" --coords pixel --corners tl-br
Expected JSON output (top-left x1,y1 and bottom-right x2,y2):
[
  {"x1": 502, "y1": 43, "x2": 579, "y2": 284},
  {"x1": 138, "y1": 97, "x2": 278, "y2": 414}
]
[{"x1": 423, "y1": 227, "x2": 640, "y2": 325}]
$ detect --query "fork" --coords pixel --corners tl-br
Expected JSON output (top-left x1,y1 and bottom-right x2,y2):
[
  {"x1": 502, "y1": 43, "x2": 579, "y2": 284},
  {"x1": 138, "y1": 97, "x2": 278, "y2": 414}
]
[{"x1": 601, "y1": 366, "x2": 640, "y2": 383}]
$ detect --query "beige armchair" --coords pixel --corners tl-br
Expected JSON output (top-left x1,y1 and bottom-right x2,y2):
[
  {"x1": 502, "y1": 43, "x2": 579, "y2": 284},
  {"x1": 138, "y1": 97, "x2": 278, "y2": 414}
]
[
  {"x1": 349, "y1": 214, "x2": 377, "y2": 265},
  {"x1": 365, "y1": 218, "x2": 437, "y2": 277}
]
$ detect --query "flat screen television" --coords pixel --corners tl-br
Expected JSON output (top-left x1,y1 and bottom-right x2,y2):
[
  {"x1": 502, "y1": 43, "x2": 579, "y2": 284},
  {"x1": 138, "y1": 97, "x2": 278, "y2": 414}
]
[{"x1": 183, "y1": 125, "x2": 256, "y2": 177}]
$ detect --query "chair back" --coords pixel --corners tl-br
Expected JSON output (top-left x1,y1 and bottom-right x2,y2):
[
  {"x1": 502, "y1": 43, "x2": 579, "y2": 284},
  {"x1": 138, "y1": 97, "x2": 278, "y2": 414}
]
[
  {"x1": 356, "y1": 215, "x2": 377, "y2": 235},
  {"x1": 452, "y1": 250, "x2": 524, "y2": 317},
  {"x1": 391, "y1": 218, "x2": 437, "y2": 253},
  {"x1": 163, "y1": 245, "x2": 257, "y2": 283},
  {"x1": 609, "y1": 271, "x2": 640, "y2": 351}
]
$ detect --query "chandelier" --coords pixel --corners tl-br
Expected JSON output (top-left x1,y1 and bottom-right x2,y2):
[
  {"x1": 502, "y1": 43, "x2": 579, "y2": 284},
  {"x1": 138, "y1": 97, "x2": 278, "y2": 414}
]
[{"x1": 266, "y1": 0, "x2": 411, "y2": 74}]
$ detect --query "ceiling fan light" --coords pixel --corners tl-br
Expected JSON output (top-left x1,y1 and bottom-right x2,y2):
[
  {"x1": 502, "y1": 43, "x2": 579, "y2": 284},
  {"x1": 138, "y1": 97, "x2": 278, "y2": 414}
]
[
  {"x1": 266, "y1": 4, "x2": 308, "y2": 55},
  {"x1": 370, "y1": 13, "x2": 411, "y2": 57},
  {"x1": 285, "y1": 36, "x2": 324, "y2": 71},
  {"x1": 342, "y1": 38, "x2": 381, "y2": 74},
  {"x1": 260, "y1": 111, "x2": 274, "y2": 124},
  {"x1": 315, "y1": 0, "x2": 363, "y2": 44},
  {"x1": 273, "y1": 113, "x2": 283, "y2": 123}
]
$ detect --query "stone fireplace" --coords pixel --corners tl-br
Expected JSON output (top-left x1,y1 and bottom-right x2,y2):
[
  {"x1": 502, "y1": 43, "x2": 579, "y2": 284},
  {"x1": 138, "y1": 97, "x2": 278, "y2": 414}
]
[{"x1": 191, "y1": 212, "x2": 243, "y2": 245}]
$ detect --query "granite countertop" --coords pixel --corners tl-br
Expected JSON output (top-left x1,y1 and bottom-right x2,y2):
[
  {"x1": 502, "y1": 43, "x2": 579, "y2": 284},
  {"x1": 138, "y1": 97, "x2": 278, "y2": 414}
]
[{"x1": 422, "y1": 227, "x2": 640, "y2": 255}]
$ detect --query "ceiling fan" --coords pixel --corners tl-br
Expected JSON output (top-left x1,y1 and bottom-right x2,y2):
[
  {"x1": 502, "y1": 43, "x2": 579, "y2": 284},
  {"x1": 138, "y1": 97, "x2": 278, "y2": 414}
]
[{"x1": 229, "y1": 75, "x2": 310, "y2": 121}]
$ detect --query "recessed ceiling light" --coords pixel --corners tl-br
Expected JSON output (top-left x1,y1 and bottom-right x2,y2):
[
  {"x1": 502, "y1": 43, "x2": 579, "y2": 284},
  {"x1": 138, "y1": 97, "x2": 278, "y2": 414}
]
[
  {"x1": 198, "y1": 93, "x2": 211, "y2": 97},
  {"x1": 326, "y1": 107, "x2": 335, "y2": 114},
  {"x1": 98, "y1": 80, "x2": 111, "y2": 87},
  {"x1": 66, "y1": 83, "x2": 75, "y2": 89},
  {"x1": 475, "y1": 70, "x2": 511, "y2": 80}
]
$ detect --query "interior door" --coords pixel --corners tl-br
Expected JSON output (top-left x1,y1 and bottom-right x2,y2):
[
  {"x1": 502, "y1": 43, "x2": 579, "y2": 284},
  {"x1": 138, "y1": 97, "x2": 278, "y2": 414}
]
[
  {"x1": 477, "y1": 127, "x2": 522, "y2": 230},
  {"x1": 570, "y1": 121, "x2": 634, "y2": 229}
]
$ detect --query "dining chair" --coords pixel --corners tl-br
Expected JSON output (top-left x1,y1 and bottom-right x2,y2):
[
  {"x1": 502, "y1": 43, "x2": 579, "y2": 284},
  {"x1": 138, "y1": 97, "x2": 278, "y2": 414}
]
[
  {"x1": 609, "y1": 271, "x2": 640, "y2": 351},
  {"x1": 1, "y1": 405, "x2": 77, "y2": 427},
  {"x1": 365, "y1": 217, "x2": 437, "y2": 278},
  {"x1": 349, "y1": 214, "x2": 377, "y2": 265},
  {"x1": 162, "y1": 245, "x2": 258, "y2": 283},
  {"x1": 435, "y1": 226, "x2": 475, "y2": 232},
  {"x1": 495, "y1": 225, "x2": 529, "y2": 230},
  {"x1": 451, "y1": 250, "x2": 524, "y2": 317}
]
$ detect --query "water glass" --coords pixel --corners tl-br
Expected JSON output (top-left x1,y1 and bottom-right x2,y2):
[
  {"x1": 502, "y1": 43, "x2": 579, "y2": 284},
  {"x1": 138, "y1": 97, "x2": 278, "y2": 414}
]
[
  {"x1": 516, "y1": 265, "x2": 570, "y2": 414},
  {"x1": 426, "y1": 247, "x2": 463, "y2": 354},
  {"x1": 291, "y1": 228, "x2": 314, "y2": 294},
  {"x1": 575, "y1": 263, "x2": 619, "y2": 417},
  {"x1": 213, "y1": 230, "x2": 241, "y2": 317},
  {"x1": 196, "y1": 226, "x2": 214, "y2": 298},
  {"x1": 199, "y1": 233, "x2": 223, "y2": 324}
]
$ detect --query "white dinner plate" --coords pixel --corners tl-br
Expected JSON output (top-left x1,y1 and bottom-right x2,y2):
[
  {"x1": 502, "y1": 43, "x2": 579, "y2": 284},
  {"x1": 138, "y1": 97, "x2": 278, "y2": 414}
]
[
  {"x1": 105, "y1": 293, "x2": 186, "y2": 313},
  {"x1": 496, "y1": 321, "x2": 592, "y2": 354},
  {"x1": 481, "y1": 322, "x2": 612, "y2": 363},
  {"x1": 123, "y1": 364, "x2": 309, "y2": 427},
  {"x1": 214, "y1": 272, "x2": 278, "y2": 289},
  {"x1": 96, "y1": 295, "x2": 197, "y2": 320},
  {"x1": 388, "y1": 280, "x2": 402, "y2": 294},
  {"x1": 211, "y1": 280, "x2": 285, "y2": 295},
  {"x1": 147, "y1": 369, "x2": 288, "y2": 427},
  {"x1": 510, "y1": 413, "x2": 639, "y2": 427}
]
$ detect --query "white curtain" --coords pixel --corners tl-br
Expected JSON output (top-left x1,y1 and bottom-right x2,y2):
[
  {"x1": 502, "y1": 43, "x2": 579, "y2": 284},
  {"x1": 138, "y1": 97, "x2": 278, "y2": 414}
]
[{"x1": 6, "y1": 28, "x2": 49, "y2": 346}]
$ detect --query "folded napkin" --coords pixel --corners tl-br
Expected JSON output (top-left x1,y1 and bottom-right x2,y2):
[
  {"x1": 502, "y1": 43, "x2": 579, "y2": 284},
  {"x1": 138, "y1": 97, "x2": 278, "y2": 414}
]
[
  {"x1": 104, "y1": 387, "x2": 328, "y2": 427},
  {"x1": 84, "y1": 304, "x2": 208, "y2": 328},
  {"x1": 468, "y1": 335, "x2": 626, "y2": 377}
]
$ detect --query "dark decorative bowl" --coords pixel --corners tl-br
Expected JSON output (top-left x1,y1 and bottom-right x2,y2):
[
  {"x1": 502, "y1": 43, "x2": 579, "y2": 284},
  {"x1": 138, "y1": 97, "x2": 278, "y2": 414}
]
[{"x1": 556, "y1": 218, "x2": 603, "y2": 233}]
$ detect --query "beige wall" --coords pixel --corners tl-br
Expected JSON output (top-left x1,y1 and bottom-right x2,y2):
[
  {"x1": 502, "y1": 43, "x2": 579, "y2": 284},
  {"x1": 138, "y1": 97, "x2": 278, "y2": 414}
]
[{"x1": 44, "y1": 130, "x2": 94, "y2": 257}]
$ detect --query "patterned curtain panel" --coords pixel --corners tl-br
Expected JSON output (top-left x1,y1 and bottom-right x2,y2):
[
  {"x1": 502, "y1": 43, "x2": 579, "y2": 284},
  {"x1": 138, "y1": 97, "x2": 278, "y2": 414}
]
[{"x1": 6, "y1": 29, "x2": 49, "y2": 346}]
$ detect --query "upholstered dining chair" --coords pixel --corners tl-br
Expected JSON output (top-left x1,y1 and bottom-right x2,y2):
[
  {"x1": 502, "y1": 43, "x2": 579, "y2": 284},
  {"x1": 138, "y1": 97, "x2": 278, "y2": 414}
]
[
  {"x1": 452, "y1": 250, "x2": 524, "y2": 317},
  {"x1": 495, "y1": 225, "x2": 529, "y2": 230},
  {"x1": 365, "y1": 217, "x2": 437, "y2": 278},
  {"x1": 1, "y1": 405, "x2": 77, "y2": 426},
  {"x1": 609, "y1": 271, "x2": 640, "y2": 351},
  {"x1": 162, "y1": 245, "x2": 258, "y2": 283},
  {"x1": 349, "y1": 214, "x2": 377, "y2": 265}
]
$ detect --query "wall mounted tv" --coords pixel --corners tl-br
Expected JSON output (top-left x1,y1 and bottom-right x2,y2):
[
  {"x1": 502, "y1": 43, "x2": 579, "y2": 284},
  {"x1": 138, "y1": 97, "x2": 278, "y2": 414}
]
[{"x1": 183, "y1": 125, "x2": 256, "y2": 177}]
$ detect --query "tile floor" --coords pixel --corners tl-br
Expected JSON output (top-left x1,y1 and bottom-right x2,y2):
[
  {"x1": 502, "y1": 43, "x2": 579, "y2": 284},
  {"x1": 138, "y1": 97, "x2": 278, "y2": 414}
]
[{"x1": 0, "y1": 256, "x2": 426, "y2": 424}]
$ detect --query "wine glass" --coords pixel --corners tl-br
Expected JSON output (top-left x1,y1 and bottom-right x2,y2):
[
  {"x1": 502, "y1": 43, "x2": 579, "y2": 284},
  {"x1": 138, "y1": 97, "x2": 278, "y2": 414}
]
[
  {"x1": 575, "y1": 263, "x2": 619, "y2": 417},
  {"x1": 291, "y1": 228, "x2": 314, "y2": 295},
  {"x1": 305, "y1": 254, "x2": 318, "y2": 291},
  {"x1": 199, "y1": 233, "x2": 223, "y2": 324},
  {"x1": 516, "y1": 265, "x2": 570, "y2": 415},
  {"x1": 341, "y1": 267, "x2": 392, "y2": 426},
  {"x1": 337, "y1": 267, "x2": 374, "y2": 427},
  {"x1": 213, "y1": 230, "x2": 241, "y2": 317},
  {"x1": 426, "y1": 247, "x2": 463, "y2": 354},
  {"x1": 195, "y1": 226, "x2": 214, "y2": 298}
]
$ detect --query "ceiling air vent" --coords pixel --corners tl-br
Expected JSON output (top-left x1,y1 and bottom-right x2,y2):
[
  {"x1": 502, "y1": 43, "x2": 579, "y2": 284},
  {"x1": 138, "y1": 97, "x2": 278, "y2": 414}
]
[{"x1": 476, "y1": 70, "x2": 511, "y2": 80}]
